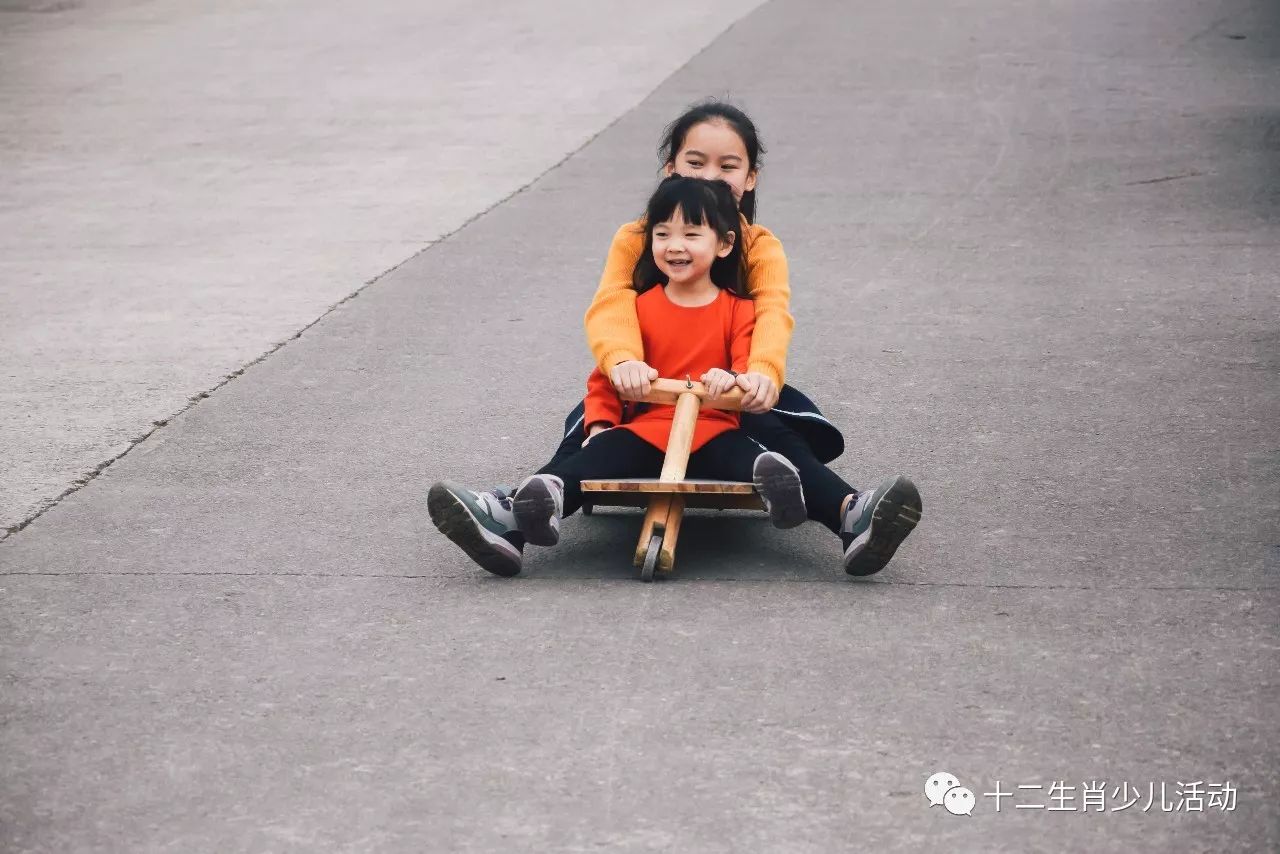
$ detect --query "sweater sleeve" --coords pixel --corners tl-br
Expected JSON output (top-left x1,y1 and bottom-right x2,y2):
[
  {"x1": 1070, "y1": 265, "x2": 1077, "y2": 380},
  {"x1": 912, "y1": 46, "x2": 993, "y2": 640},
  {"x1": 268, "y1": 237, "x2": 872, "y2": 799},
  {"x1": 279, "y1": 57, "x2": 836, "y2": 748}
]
[
  {"x1": 584, "y1": 221, "x2": 646, "y2": 374},
  {"x1": 728, "y1": 297, "x2": 757, "y2": 375},
  {"x1": 584, "y1": 366, "x2": 623, "y2": 429},
  {"x1": 742, "y1": 224, "x2": 794, "y2": 387}
]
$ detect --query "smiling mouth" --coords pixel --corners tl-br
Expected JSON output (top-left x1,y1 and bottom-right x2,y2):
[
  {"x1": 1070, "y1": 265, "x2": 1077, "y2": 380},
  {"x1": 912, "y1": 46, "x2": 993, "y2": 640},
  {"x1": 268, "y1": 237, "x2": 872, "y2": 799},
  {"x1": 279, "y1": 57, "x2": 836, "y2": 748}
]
[{"x1": 666, "y1": 258, "x2": 691, "y2": 268}]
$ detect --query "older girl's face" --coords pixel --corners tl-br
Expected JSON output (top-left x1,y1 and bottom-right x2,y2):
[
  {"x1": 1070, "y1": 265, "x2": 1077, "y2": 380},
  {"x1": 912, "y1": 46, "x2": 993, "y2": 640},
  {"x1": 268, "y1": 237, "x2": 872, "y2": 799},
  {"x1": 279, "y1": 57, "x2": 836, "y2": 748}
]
[{"x1": 664, "y1": 120, "x2": 757, "y2": 205}]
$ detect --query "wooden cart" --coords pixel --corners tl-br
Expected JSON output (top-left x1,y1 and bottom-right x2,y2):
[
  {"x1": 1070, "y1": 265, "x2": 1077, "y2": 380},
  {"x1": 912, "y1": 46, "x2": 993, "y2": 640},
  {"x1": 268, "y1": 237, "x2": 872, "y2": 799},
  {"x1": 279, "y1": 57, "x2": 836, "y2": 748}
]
[{"x1": 580, "y1": 377, "x2": 765, "y2": 581}]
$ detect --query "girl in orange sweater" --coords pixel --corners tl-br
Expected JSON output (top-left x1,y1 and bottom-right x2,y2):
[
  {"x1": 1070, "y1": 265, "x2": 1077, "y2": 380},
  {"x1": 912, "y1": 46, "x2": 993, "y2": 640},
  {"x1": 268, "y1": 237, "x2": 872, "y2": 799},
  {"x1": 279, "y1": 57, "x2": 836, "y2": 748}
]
[
  {"x1": 430, "y1": 177, "x2": 808, "y2": 571},
  {"x1": 430, "y1": 102, "x2": 922, "y2": 578},
  {"x1": 583, "y1": 103, "x2": 920, "y2": 576}
]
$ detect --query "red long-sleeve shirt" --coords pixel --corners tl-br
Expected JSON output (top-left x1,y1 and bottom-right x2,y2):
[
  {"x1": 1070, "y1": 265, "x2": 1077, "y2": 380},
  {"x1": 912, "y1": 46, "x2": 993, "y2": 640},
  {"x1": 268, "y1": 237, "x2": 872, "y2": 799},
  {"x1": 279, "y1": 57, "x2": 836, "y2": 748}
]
[{"x1": 583, "y1": 286, "x2": 755, "y2": 453}]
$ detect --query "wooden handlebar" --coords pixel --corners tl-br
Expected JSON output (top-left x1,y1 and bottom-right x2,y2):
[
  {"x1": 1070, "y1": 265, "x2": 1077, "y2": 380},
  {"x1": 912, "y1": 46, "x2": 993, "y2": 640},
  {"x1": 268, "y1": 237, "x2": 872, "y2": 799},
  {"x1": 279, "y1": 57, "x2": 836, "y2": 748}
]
[{"x1": 618, "y1": 377, "x2": 746, "y2": 412}]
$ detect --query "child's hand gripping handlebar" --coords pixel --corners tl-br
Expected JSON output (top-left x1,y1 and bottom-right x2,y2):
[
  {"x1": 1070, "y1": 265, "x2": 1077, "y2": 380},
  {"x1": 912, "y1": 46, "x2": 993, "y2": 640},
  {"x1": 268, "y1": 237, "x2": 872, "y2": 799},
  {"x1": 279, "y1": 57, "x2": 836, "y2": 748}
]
[{"x1": 618, "y1": 377, "x2": 748, "y2": 411}]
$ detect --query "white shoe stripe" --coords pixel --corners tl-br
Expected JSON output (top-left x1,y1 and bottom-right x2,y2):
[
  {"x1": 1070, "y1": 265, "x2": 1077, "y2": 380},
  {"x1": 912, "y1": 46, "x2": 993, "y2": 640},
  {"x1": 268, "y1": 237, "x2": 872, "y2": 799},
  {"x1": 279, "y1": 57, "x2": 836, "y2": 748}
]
[{"x1": 770, "y1": 409, "x2": 835, "y2": 426}]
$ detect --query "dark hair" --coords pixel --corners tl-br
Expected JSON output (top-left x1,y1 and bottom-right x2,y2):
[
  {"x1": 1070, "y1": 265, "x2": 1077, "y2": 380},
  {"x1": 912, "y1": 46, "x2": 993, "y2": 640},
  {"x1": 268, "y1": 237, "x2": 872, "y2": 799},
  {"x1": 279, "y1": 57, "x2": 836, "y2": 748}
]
[
  {"x1": 658, "y1": 100, "x2": 765, "y2": 223},
  {"x1": 632, "y1": 176, "x2": 745, "y2": 296}
]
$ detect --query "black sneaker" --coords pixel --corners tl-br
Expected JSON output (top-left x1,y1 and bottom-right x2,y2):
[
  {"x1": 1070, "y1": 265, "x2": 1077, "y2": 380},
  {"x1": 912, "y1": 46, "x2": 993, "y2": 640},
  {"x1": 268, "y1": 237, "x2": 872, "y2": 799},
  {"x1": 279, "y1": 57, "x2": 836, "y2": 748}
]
[
  {"x1": 428, "y1": 482, "x2": 524, "y2": 577},
  {"x1": 512, "y1": 474, "x2": 565, "y2": 547},
  {"x1": 752, "y1": 451, "x2": 807, "y2": 529},
  {"x1": 841, "y1": 475, "x2": 922, "y2": 576}
]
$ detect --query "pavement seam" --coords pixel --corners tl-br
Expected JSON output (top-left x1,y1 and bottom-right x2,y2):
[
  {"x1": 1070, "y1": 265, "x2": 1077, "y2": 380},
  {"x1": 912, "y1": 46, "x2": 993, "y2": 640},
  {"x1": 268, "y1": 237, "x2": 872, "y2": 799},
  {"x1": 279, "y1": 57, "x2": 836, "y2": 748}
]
[
  {"x1": 0, "y1": 5, "x2": 765, "y2": 547},
  {"x1": 0, "y1": 270, "x2": 411, "y2": 543},
  {"x1": 0, "y1": 570, "x2": 1273, "y2": 592}
]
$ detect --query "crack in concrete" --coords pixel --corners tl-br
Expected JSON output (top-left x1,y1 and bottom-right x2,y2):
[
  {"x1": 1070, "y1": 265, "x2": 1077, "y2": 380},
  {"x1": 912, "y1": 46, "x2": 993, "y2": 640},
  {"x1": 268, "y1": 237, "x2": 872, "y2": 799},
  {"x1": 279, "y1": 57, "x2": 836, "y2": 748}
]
[{"x1": 1125, "y1": 171, "x2": 1205, "y2": 186}]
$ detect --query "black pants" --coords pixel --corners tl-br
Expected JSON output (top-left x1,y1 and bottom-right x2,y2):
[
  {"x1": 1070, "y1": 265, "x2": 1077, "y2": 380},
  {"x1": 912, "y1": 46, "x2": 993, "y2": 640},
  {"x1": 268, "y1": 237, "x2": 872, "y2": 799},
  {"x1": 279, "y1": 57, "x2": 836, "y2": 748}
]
[
  {"x1": 539, "y1": 428, "x2": 768, "y2": 518},
  {"x1": 535, "y1": 411, "x2": 855, "y2": 533}
]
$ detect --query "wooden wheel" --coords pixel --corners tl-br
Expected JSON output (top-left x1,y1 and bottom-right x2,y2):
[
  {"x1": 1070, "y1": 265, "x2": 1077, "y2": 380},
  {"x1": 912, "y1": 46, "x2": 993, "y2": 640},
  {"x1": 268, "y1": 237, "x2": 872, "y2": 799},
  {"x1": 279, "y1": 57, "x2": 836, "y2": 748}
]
[{"x1": 639, "y1": 534, "x2": 661, "y2": 582}]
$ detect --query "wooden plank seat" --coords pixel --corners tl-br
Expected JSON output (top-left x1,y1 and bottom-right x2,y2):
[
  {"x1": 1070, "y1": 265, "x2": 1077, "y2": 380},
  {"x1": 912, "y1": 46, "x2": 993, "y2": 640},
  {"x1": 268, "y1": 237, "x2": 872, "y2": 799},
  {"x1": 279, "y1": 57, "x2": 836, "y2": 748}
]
[
  {"x1": 580, "y1": 479, "x2": 764, "y2": 512},
  {"x1": 581, "y1": 478, "x2": 757, "y2": 494}
]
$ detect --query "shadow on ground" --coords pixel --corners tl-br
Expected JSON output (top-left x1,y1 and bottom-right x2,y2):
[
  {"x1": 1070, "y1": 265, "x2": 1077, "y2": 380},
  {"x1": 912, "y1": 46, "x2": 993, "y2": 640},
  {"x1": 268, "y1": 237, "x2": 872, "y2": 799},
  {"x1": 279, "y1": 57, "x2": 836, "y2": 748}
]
[{"x1": 513, "y1": 510, "x2": 880, "y2": 583}]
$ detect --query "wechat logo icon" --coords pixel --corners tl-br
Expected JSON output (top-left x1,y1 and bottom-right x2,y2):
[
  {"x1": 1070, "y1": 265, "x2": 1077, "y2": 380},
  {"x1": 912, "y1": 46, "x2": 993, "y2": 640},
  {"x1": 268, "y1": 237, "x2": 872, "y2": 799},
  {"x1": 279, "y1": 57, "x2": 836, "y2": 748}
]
[{"x1": 926, "y1": 771, "x2": 975, "y2": 816}]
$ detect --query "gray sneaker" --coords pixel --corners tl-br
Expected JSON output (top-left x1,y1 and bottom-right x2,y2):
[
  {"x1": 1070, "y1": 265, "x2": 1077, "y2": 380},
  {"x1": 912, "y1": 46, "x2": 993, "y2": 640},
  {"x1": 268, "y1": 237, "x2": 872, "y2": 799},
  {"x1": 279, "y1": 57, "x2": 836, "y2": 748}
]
[
  {"x1": 841, "y1": 475, "x2": 922, "y2": 576},
  {"x1": 428, "y1": 482, "x2": 524, "y2": 577},
  {"x1": 752, "y1": 451, "x2": 807, "y2": 529},
  {"x1": 513, "y1": 474, "x2": 565, "y2": 546}
]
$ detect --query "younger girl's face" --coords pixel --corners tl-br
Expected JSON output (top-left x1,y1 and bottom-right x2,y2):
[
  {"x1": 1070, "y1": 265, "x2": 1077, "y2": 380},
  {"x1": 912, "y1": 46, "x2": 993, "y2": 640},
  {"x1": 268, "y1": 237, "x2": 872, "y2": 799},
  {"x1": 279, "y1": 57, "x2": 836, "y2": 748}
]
[
  {"x1": 652, "y1": 211, "x2": 735, "y2": 286},
  {"x1": 664, "y1": 120, "x2": 758, "y2": 206}
]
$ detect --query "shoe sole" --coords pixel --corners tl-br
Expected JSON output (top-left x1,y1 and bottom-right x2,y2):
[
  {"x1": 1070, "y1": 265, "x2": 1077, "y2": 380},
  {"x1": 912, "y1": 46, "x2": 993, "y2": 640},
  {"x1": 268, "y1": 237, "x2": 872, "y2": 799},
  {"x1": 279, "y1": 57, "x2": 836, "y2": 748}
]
[
  {"x1": 753, "y1": 453, "x2": 807, "y2": 530},
  {"x1": 844, "y1": 476, "x2": 922, "y2": 576},
  {"x1": 513, "y1": 478, "x2": 561, "y2": 546},
  {"x1": 427, "y1": 482, "x2": 522, "y2": 577}
]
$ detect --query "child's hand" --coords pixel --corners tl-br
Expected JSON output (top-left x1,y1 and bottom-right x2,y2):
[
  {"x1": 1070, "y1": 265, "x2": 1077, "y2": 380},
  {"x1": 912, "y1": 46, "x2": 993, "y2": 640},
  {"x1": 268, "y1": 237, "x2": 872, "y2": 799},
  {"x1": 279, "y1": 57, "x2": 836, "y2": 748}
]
[
  {"x1": 736, "y1": 371, "x2": 779, "y2": 413},
  {"x1": 582, "y1": 422, "x2": 612, "y2": 447},
  {"x1": 610, "y1": 360, "x2": 658, "y2": 399},
  {"x1": 701, "y1": 368, "x2": 738, "y2": 400}
]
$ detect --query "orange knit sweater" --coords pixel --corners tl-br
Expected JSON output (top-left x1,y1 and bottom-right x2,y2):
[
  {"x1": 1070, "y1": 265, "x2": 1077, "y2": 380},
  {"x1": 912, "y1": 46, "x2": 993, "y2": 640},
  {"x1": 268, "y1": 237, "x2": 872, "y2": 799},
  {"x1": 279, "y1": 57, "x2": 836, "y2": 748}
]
[{"x1": 583, "y1": 216, "x2": 793, "y2": 387}]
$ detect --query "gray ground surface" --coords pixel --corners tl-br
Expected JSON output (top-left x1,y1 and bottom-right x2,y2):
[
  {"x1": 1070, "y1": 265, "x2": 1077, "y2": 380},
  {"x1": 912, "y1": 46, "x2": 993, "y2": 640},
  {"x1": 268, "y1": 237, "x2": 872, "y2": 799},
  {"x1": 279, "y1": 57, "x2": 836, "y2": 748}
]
[
  {"x1": 3, "y1": 0, "x2": 1279, "y2": 851},
  {"x1": 0, "y1": 0, "x2": 762, "y2": 532}
]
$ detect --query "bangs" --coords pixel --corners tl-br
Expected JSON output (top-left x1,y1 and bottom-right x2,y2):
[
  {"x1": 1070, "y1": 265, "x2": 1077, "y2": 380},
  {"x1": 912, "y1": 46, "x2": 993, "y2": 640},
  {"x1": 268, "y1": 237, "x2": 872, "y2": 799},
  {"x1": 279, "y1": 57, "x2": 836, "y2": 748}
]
[{"x1": 646, "y1": 179, "x2": 728, "y2": 236}]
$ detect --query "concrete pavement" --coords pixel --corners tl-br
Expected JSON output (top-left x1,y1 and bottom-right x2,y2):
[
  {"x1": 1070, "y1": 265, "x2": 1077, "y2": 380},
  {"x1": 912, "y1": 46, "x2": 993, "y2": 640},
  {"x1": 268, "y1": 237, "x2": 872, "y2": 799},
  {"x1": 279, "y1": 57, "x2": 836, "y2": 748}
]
[
  {"x1": 0, "y1": 0, "x2": 764, "y2": 533},
  {"x1": 2, "y1": 0, "x2": 1278, "y2": 850}
]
